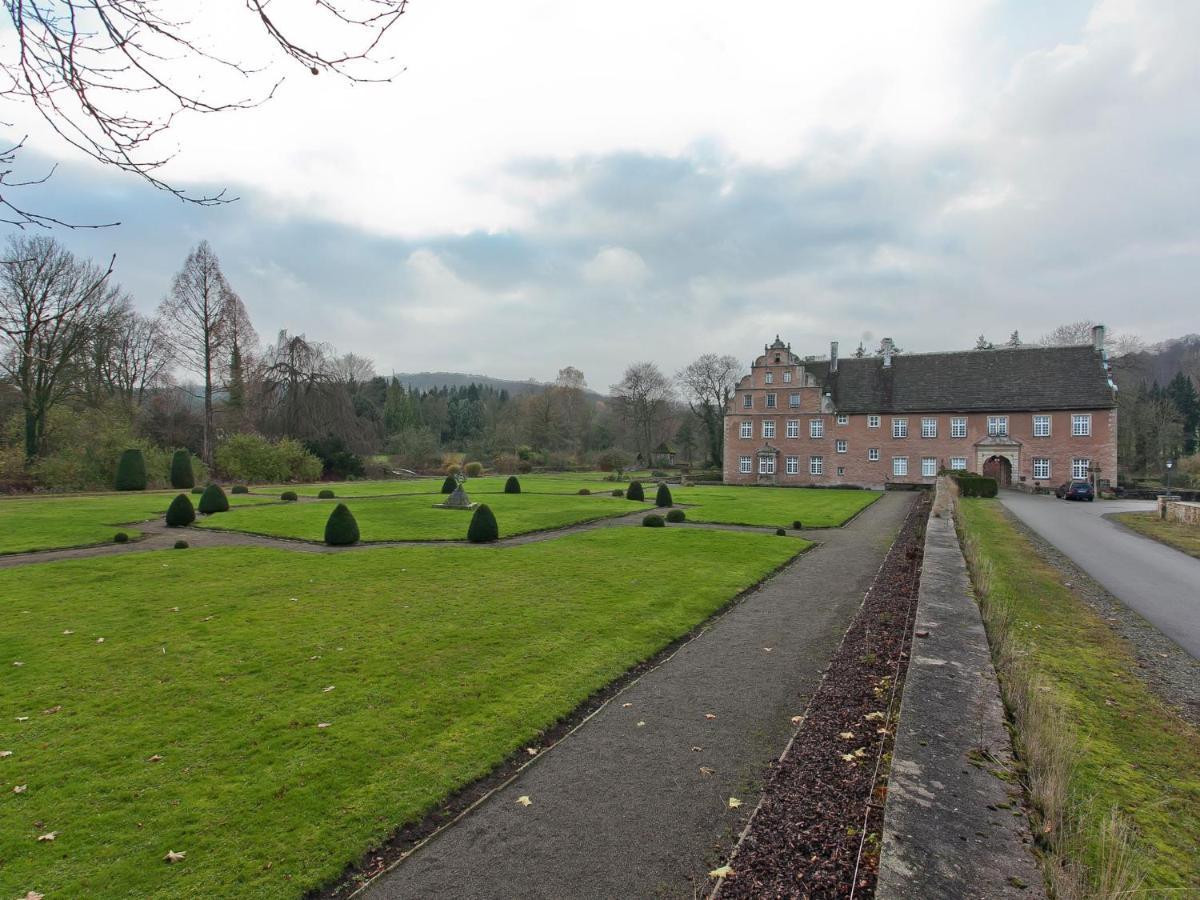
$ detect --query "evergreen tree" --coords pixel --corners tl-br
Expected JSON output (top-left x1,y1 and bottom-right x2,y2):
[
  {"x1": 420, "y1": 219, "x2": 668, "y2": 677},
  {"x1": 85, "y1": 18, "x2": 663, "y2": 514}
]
[
  {"x1": 324, "y1": 503, "x2": 360, "y2": 545},
  {"x1": 1166, "y1": 371, "x2": 1200, "y2": 455},
  {"x1": 165, "y1": 493, "x2": 196, "y2": 527},
  {"x1": 170, "y1": 449, "x2": 195, "y2": 489},
  {"x1": 115, "y1": 449, "x2": 148, "y2": 491}
]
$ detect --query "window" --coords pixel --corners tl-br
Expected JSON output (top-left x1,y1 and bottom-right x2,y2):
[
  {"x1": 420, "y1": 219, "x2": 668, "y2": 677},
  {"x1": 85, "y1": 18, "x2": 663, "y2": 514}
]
[
  {"x1": 892, "y1": 417, "x2": 908, "y2": 438},
  {"x1": 921, "y1": 418, "x2": 937, "y2": 438},
  {"x1": 1072, "y1": 414, "x2": 1091, "y2": 436},
  {"x1": 762, "y1": 420, "x2": 776, "y2": 439},
  {"x1": 837, "y1": 466, "x2": 845, "y2": 476},
  {"x1": 785, "y1": 456, "x2": 799, "y2": 475},
  {"x1": 922, "y1": 457, "x2": 937, "y2": 477},
  {"x1": 1033, "y1": 415, "x2": 1051, "y2": 437},
  {"x1": 987, "y1": 416, "x2": 1008, "y2": 436},
  {"x1": 810, "y1": 419, "x2": 824, "y2": 438},
  {"x1": 743, "y1": 394, "x2": 752, "y2": 409},
  {"x1": 867, "y1": 414, "x2": 881, "y2": 428},
  {"x1": 786, "y1": 419, "x2": 800, "y2": 438},
  {"x1": 836, "y1": 439, "x2": 848, "y2": 453},
  {"x1": 1033, "y1": 458, "x2": 1051, "y2": 480},
  {"x1": 950, "y1": 457, "x2": 967, "y2": 470},
  {"x1": 739, "y1": 421, "x2": 752, "y2": 439},
  {"x1": 789, "y1": 392, "x2": 801, "y2": 408},
  {"x1": 810, "y1": 456, "x2": 824, "y2": 475},
  {"x1": 951, "y1": 417, "x2": 967, "y2": 438},
  {"x1": 868, "y1": 448, "x2": 880, "y2": 461},
  {"x1": 837, "y1": 414, "x2": 849, "y2": 425},
  {"x1": 893, "y1": 456, "x2": 908, "y2": 476},
  {"x1": 766, "y1": 393, "x2": 777, "y2": 409},
  {"x1": 783, "y1": 370, "x2": 792, "y2": 383},
  {"x1": 764, "y1": 371, "x2": 773, "y2": 384},
  {"x1": 759, "y1": 455, "x2": 776, "y2": 475},
  {"x1": 739, "y1": 456, "x2": 752, "y2": 474},
  {"x1": 1072, "y1": 458, "x2": 1090, "y2": 480}
]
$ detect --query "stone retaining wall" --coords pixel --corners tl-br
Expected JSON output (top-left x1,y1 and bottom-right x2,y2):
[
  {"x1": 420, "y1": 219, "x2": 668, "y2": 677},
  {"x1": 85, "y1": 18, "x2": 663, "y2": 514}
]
[{"x1": 1162, "y1": 499, "x2": 1200, "y2": 526}]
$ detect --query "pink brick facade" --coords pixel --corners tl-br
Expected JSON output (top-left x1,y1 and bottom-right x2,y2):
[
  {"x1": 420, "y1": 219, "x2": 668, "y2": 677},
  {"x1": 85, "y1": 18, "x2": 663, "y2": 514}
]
[{"x1": 722, "y1": 337, "x2": 1118, "y2": 491}]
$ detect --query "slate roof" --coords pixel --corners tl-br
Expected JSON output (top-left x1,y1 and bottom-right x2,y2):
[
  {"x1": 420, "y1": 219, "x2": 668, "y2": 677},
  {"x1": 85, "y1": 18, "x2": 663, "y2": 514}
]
[{"x1": 805, "y1": 345, "x2": 1115, "y2": 413}]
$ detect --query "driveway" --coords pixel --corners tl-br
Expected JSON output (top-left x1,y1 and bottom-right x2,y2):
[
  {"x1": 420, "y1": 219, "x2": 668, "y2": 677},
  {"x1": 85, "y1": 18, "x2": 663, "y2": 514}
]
[{"x1": 999, "y1": 492, "x2": 1200, "y2": 659}]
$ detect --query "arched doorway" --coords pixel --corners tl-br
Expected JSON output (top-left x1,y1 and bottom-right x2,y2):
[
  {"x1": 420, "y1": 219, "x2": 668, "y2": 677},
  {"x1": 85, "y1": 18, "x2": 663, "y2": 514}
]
[{"x1": 982, "y1": 455, "x2": 1012, "y2": 486}]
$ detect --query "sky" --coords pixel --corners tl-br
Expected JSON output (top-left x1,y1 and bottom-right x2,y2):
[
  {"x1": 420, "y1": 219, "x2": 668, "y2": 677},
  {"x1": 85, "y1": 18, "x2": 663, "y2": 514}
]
[{"x1": 2, "y1": 0, "x2": 1198, "y2": 388}]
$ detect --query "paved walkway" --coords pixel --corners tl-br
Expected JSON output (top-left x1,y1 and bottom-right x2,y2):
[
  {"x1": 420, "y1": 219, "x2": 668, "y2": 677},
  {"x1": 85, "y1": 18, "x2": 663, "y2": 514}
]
[
  {"x1": 359, "y1": 492, "x2": 914, "y2": 900},
  {"x1": 999, "y1": 492, "x2": 1200, "y2": 659}
]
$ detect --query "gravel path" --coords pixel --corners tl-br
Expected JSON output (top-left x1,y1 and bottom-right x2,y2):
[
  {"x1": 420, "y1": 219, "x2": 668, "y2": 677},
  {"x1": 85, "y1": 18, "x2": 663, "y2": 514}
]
[{"x1": 355, "y1": 492, "x2": 915, "y2": 900}]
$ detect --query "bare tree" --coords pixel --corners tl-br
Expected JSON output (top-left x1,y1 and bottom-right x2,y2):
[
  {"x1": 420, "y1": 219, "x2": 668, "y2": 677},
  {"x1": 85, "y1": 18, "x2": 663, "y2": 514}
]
[
  {"x1": 259, "y1": 330, "x2": 368, "y2": 451},
  {"x1": 611, "y1": 362, "x2": 675, "y2": 462},
  {"x1": 158, "y1": 241, "x2": 234, "y2": 463},
  {"x1": 221, "y1": 292, "x2": 258, "y2": 430},
  {"x1": 1039, "y1": 321, "x2": 1096, "y2": 346},
  {"x1": 334, "y1": 353, "x2": 376, "y2": 386},
  {"x1": 2, "y1": 1, "x2": 409, "y2": 226},
  {"x1": 677, "y1": 353, "x2": 742, "y2": 467},
  {"x1": 88, "y1": 303, "x2": 174, "y2": 405},
  {"x1": 0, "y1": 235, "x2": 118, "y2": 458}
]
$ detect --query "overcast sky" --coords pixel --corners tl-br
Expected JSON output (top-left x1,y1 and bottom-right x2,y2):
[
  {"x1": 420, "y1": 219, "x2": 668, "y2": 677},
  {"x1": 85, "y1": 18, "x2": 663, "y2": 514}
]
[{"x1": 3, "y1": 0, "x2": 1197, "y2": 388}]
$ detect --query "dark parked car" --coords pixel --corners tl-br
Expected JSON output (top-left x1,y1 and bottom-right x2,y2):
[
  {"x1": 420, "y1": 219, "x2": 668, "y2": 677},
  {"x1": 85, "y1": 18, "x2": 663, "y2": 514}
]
[{"x1": 1056, "y1": 480, "x2": 1095, "y2": 501}]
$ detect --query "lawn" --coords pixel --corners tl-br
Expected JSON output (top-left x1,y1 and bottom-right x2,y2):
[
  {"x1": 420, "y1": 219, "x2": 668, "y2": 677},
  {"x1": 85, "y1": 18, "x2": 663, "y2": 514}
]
[
  {"x1": 248, "y1": 472, "x2": 628, "y2": 498},
  {"x1": 197, "y1": 492, "x2": 645, "y2": 542},
  {"x1": 0, "y1": 492, "x2": 275, "y2": 555},
  {"x1": 671, "y1": 485, "x2": 881, "y2": 528},
  {"x1": 958, "y1": 499, "x2": 1200, "y2": 891},
  {"x1": 0, "y1": 528, "x2": 807, "y2": 898},
  {"x1": 1112, "y1": 511, "x2": 1200, "y2": 560}
]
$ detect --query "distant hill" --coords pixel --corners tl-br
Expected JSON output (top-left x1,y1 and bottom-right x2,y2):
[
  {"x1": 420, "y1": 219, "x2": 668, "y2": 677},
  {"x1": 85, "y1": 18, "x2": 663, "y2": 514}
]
[
  {"x1": 1114, "y1": 334, "x2": 1200, "y2": 388},
  {"x1": 390, "y1": 371, "x2": 554, "y2": 396}
]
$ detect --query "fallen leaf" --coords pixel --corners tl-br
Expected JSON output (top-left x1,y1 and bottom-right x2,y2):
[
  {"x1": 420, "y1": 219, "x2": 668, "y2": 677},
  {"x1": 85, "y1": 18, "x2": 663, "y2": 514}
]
[
  {"x1": 12, "y1": 661, "x2": 24, "y2": 667},
  {"x1": 148, "y1": 754, "x2": 163, "y2": 763},
  {"x1": 317, "y1": 722, "x2": 331, "y2": 729},
  {"x1": 691, "y1": 746, "x2": 703, "y2": 752},
  {"x1": 22, "y1": 892, "x2": 44, "y2": 900},
  {"x1": 164, "y1": 850, "x2": 187, "y2": 863},
  {"x1": 43, "y1": 706, "x2": 62, "y2": 715},
  {"x1": 170, "y1": 607, "x2": 180, "y2": 612},
  {"x1": 36, "y1": 831, "x2": 57, "y2": 842},
  {"x1": 622, "y1": 702, "x2": 633, "y2": 708},
  {"x1": 704, "y1": 713, "x2": 717, "y2": 720},
  {"x1": 727, "y1": 797, "x2": 742, "y2": 809},
  {"x1": 854, "y1": 747, "x2": 867, "y2": 758},
  {"x1": 14, "y1": 784, "x2": 28, "y2": 793},
  {"x1": 516, "y1": 795, "x2": 532, "y2": 807},
  {"x1": 865, "y1": 711, "x2": 885, "y2": 721},
  {"x1": 62, "y1": 630, "x2": 74, "y2": 635},
  {"x1": 790, "y1": 715, "x2": 804, "y2": 725},
  {"x1": 96, "y1": 637, "x2": 105, "y2": 643},
  {"x1": 839, "y1": 732, "x2": 855, "y2": 740},
  {"x1": 915, "y1": 630, "x2": 930, "y2": 638},
  {"x1": 762, "y1": 647, "x2": 773, "y2": 652},
  {"x1": 699, "y1": 766, "x2": 715, "y2": 776},
  {"x1": 636, "y1": 720, "x2": 645, "y2": 727},
  {"x1": 709, "y1": 865, "x2": 734, "y2": 878},
  {"x1": 16, "y1": 716, "x2": 29, "y2": 722},
  {"x1": 322, "y1": 685, "x2": 335, "y2": 693},
  {"x1": 525, "y1": 747, "x2": 538, "y2": 756},
  {"x1": 0, "y1": 750, "x2": 12, "y2": 758},
  {"x1": 841, "y1": 753, "x2": 857, "y2": 763}
]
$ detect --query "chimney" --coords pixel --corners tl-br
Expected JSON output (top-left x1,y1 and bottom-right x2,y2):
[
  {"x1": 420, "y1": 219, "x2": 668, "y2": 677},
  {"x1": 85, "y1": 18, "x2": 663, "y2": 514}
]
[
  {"x1": 1092, "y1": 323, "x2": 1106, "y2": 352},
  {"x1": 830, "y1": 341, "x2": 839, "y2": 373},
  {"x1": 882, "y1": 337, "x2": 894, "y2": 368}
]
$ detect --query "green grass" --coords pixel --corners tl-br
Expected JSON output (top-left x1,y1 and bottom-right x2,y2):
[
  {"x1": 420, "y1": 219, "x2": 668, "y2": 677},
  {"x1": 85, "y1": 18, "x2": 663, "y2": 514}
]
[
  {"x1": 0, "y1": 492, "x2": 275, "y2": 554},
  {"x1": 672, "y1": 485, "x2": 881, "y2": 528},
  {"x1": 249, "y1": 473, "x2": 628, "y2": 498},
  {"x1": 0, "y1": 528, "x2": 807, "y2": 898},
  {"x1": 958, "y1": 499, "x2": 1200, "y2": 891},
  {"x1": 1112, "y1": 511, "x2": 1200, "y2": 560},
  {"x1": 196, "y1": 492, "x2": 646, "y2": 542}
]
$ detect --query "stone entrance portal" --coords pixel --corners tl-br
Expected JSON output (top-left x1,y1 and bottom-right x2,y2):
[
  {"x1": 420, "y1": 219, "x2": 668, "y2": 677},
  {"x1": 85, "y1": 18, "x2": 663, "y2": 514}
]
[{"x1": 982, "y1": 455, "x2": 1013, "y2": 486}]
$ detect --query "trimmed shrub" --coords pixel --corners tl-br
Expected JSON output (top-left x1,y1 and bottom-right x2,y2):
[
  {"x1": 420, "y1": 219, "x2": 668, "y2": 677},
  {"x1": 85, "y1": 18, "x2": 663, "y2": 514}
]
[
  {"x1": 441, "y1": 475, "x2": 456, "y2": 494},
  {"x1": 612, "y1": 488, "x2": 624, "y2": 497},
  {"x1": 504, "y1": 476, "x2": 521, "y2": 494},
  {"x1": 792, "y1": 520, "x2": 803, "y2": 530},
  {"x1": 467, "y1": 504, "x2": 499, "y2": 543},
  {"x1": 280, "y1": 490, "x2": 299, "y2": 502},
  {"x1": 578, "y1": 488, "x2": 591, "y2": 495},
  {"x1": 626, "y1": 480, "x2": 645, "y2": 502},
  {"x1": 191, "y1": 487, "x2": 204, "y2": 495},
  {"x1": 642, "y1": 514, "x2": 665, "y2": 527},
  {"x1": 165, "y1": 493, "x2": 196, "y2": 527},
  {"x1": 113, "y1": 531, "x2": 129, "y2": 543},
  {"x1": 114, "y1": 449, "x2": 147, "y2": 491},
  {"x1": 775, "y1": 527, "x2": 787, "y2": 536},
  {"x1": 318, "y1": 489, "x2": 335, "y2": 499},
  {"x1": 666, "y1": 509, "x2": 686, "y2": 523},
  {"x1": 324, "y1": 503, "x2": 360, "y2": 546},
  {"x1": 655, "y1": 483, "x2": 673, "y2": 507},
  {"x1": 198, "y1": 483, "x2": 230, "y2": 514},
  {"x1": 953, "y1": 473, "x2": 999, "y2": 498},
  {"x1": 231, "y1": 484, "x2": 249, "y2": 494},
  {"x1": 464, "y1": 461, "x2": 484, "y2": 478},
  {"x1": 173, "y1": 540, "x2": 189, "y2": 550},
  {"x1": 169, "y1": 449, "x2": 195, "y2": 489}
]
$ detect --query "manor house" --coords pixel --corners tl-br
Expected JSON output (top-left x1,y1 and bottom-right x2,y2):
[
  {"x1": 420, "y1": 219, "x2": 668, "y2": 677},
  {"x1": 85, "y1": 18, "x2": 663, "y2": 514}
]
[{"x1": 723, "y1": 329, "x2": 1117, "y2": 490}]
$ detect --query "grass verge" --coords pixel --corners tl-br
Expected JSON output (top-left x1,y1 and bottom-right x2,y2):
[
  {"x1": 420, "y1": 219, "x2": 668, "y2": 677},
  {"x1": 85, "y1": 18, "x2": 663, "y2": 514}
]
[
  {"x1": 1111, "y1": 511, "x2": 1200, "y2": 560},
  {"x1": 672, "y1": 486, "x2": 881, "y2": 529},
  {"x1": 956, "y1": 497, "x2": 1200, "y2": 897}
]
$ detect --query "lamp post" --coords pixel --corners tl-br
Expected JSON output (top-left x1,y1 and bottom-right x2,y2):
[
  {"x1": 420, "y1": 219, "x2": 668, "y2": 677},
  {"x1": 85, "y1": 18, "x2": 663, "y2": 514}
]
[{"x1": 1166, "y1": 459, "x2": 1174, "y2": 496}]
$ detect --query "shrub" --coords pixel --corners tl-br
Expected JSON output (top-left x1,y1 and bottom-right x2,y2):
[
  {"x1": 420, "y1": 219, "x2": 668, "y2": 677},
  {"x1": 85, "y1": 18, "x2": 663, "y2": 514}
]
[
  {"x1": 578, "y1": 488, "x2": 591, "y2": 495},
  {"x1": 467, "y1": 504, "x2": 499, "y2": 543},
  {"x1": 775, "y1": 527, "x2": 786, "y2": 536},
  {"x1": 441, "y1": 475, "x2": 457, "y2": 494},
  {"x1": 627, "y1": 480, "x2": 645, "y2": 502},
  {"x1": 953, "y1": 473, "x2": 999, "y2": 498},
  {"x1": 231, "y1": 484, "x2": 249, "y2": 494},
  {"x1": 114, "y1": 449, "x2": 147, "y2": 491},
  {"x1": 516, "y1": 459, "x2": 533, "y2": 474},
  {"x1": 612, "y1": 488, "x2": 624, "y2": 497},
  {"x1": 214, "y1": 434, "x2": 322, "y2": 483},
  {"x1": 169, "y1": 449, "x2": 195, "y2": 489},
  {"x1": 464, "y1": 461, "x2": 484, "y2": 478},
  {"x1": 666, "y1": 509, "x2": 686, "y2": 523},
  {"x1": 198, "y1": 483, "x2": 230, "y2": 514},
  {"x1": 318, "y1": 489, "x2": 335, "y2": 499},
  {"x1": 655, "y1": 483, "x2": 673, "y2": 507},
  {"x1": 281, "y1": 490, "x2": 299, "y2": 502},
  {"x1": 165, "y1": 493, "x2": 196, "y2": 527},
  {"x1": 386, "y1": 427, "x2": 441, "y2": 470},
  {"x1": 651, "y1": 470, "x2": 667, "y2": 478},
  {"x1": 792, "y1": 520, "x2": 803, "y2": 530},
  {"x1": 303, "y1": 435, "x2": 364, "y2": 480},
  {"x1": 191, "y1": 487, "x2": 204, "y2": 495},
  {"x1": 113, "y1": 531, "x2": 129, "y2": 543},
  {"x1": 504, "y1": 476, "x2": 521, "y2": 494},
  {"x1": 173, "y1": 540, "x2": 189, "y2": 550},
  {"x1": 324, "y1": 503, "x2": 360, "y2": 546},
  {"x1": 445, "y1": 463, "x2": 462, "y2": 476},
  {"x1": 595, "y1": 448, "x2": 632, "y2": 475},
  {"x1": 642, "y1": 514, "x2": 665, "y2": 527}
]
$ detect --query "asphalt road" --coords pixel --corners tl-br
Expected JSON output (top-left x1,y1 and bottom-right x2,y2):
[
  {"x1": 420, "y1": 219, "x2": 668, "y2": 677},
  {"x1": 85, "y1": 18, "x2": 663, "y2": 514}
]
[{"x1": 999, "y1": 492, "x2": 1200, "y2": 659}]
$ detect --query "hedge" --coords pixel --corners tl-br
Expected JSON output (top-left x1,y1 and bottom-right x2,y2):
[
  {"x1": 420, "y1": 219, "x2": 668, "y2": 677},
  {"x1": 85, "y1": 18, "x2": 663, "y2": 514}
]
[
  {"x1": 281, "y1": 491, "x2": 299, "y2": 502},
  {"x1": 467, "y1": 504, "x2": 499, "y2": 543},
  {"x1": 952, "y1": 473, "x2": 999, "y2": 498},
  {"x1": 169, "y1": 449, "x2": 195, "y2": 489},
  {"x1": 165, "y1": 493, "x2": 196, "y2": 527},
  {"x1": 114, "y1": 449, "x2": 147, "y2": 491},
  {"x1": 324, "y1": 503, "x2": 360, "y2": 546},
  {"x1": 318, "y1": 489, "x2": 335, "y2": 499},
  {"x1": 642, "y1": 513, "x2": 665, "y2": 527},
  {"x1": 666, "y1": 509, "x2": 686, "y2": 523}
]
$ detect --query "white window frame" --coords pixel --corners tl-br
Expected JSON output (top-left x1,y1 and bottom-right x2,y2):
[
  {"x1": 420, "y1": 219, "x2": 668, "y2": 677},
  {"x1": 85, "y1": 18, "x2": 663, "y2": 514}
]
[
  {"x1": 785, "y1": 455, "x2": 799, "y2": 475},
  {"x1": 1033, "y1": 457, "x2": 1051, "y2": 480},
  {"x1": 762, "y1": 420, "x2": 776, "y2": 439},
  {"x1": 764, "y1": 371, "x2": 773, "y2": 384},
  {"x1": 951, "y1": 417, "x2": 967, "y2": 438},
  {"x1": 921, "y1": 457, "x2": 937, "y2": 477},
  {"x1": 809, "y1": 456, "x2": 824, "y2": 475},
  {"x1": 987, "y1": 416, "x2": 1008, "y2": 436},
  {"x1": 1072, "y1": 414, "x2": 1091, "y2": 436},
  {"x1": 892, "y1": 417, "x2": 908, "y2": 438},
  {"x1": 836, "y1": 466, "x2": 845, "y2": 477},
  {"x1": 786, "y1": 419, "x2": 800, "y2": 439},
  {"x1": 766, "y1": 393, "x2": 777, "y2": 409},
  {"x1": 892, "y1": 456, "x2": 908, "y2": 476},
  {"x1": 1072, "y1": 458, "x2": 1091, "y2": 480},
  {"x1": 739, "y1": 455, "x2": 752, "y2": 474},
  {"x1": 867, "y1": 414, "x2": 881, "y2": 429},
  {"x1": 921, "y1": 417, "x2": 937, "y2": 438},
  {"x1": 789, "y1": 392, "x2": 801, "y2": 408},
  {"x1": 836, "y1": 414, "x2": 849, "y2": 425},
  {"x1": 739, "y1": 421, "x2": 752, "y2": 439},
  {"x1": 868, "y1": 448, "x2": 880, "y2": 461},
  {"x1": 1033, "y1": 415, "x2": 1051, "y2": 437},
  {"x1": 783, "y1": 370, "x2": 792, "y2": 383},
  {"x1": 743, "y1": 394, "x2": 752, "y2": 409},
  {"x1": 759, "y1": 455, "x2": 776, "y2": 475},
  {"x1": 810, "y1": 418, "x2": 824, "y2": 438},
  {"x1": 950, "y1": 456, "x2": 967, "y2": 471},
  {"x1": 835, "y1": 439, "x2": 848, "y2": 453}
]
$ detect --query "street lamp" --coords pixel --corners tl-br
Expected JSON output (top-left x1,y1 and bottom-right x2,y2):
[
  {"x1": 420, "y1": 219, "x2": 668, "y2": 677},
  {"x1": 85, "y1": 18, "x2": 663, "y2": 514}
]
[{"x1": 1166, "y1": 459, "x2": 1174, "y2": 496}]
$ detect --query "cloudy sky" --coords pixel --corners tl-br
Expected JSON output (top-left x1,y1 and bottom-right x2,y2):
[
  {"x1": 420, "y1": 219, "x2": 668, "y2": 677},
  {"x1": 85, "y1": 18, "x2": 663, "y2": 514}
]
[{"x1": 3, "y1": 0, "x2": 1197, "y2": 387}]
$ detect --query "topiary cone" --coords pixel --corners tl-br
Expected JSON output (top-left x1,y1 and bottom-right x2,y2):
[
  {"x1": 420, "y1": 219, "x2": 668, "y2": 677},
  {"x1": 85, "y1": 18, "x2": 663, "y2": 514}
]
[
  {"x1": 165, "y1": 493, "x2": 196, "y2": 527},
  {"x1": 655, "y1": 483, "x2": 673, "y2": 507},
  {"x1": 324, "y1": 503, "x2": 360, "y2": 545},
  {"x1": 198, "y1": 483, "x2": 230, "y2": 514},
  {"x1": 115, "y1": 449, "x2": 147, "y2": 491},
  {"x1": 626, "y1": 480, "x2": 645, "y2": 502},
  {"x1": 504, "y1": 475, "x2": 521, "y2": 494},
  {"x1": 169, "y1": 449, "x2": 194, "y2": 489},
  {"x1": 467, "y1": 504, "x2": 499, "y2": 543},
  {"x1": 441, "y1": 475, "x2": 456, "y2": 494}
]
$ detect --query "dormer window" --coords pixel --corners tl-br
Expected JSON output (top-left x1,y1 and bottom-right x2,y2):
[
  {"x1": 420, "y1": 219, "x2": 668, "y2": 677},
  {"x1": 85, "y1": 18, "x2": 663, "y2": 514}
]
[{"x1": 774, "y1": 354, "x2": 781, "y2": 363}]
